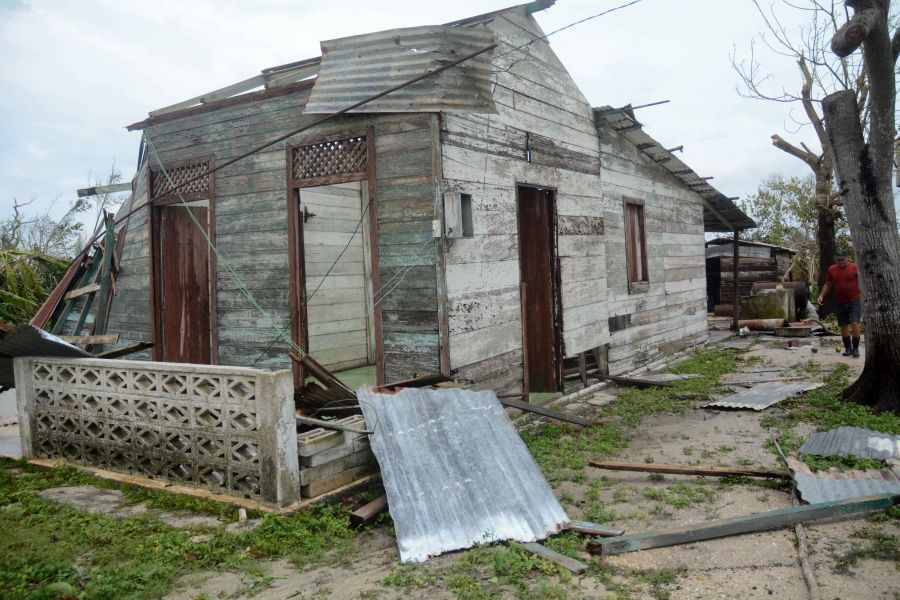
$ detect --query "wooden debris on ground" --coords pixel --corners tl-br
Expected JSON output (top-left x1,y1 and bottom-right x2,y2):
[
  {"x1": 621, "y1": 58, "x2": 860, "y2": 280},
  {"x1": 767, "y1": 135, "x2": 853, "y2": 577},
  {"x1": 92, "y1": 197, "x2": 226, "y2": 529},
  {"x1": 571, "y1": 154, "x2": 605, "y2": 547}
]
[
  {"x1": 586, "y1": 493, "x2": 898, "y2": 556},
  {"x1": 350, "y1": 495, "x2": 388, "y2": 528},
  {"x1": 497, "y1": 396, "x2": 606, "y2": 427},
  {"x1": 588, "y1": 460, "x2": 789, "y2": 479},
  {"x1": 519, "y1": 542, "x2": 588, "y2": 574},
  {"x1": 564, "y1": 520, "x2": 625, "y2": 537}
]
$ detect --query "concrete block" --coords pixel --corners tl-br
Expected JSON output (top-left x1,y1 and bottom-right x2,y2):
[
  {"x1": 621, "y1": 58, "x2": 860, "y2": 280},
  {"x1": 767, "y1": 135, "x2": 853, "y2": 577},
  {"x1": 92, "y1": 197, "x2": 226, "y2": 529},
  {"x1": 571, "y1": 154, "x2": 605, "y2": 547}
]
[
  {"x1": 741, "y1": 288, "x2": 795, "y2": 321},
  {"x1": 296, "y1": 427, "x2": 343, "y2": 457},
  {"x1": 335, "y1": 414, "x2": 367, "y2": 441},
  {"x1": 301, "y1": 437, "x2": 371, "y2": 468},
  {"x1": 301, "y1": 463, "x2": 379, "y2": 498},
  {"x1": 299, "y1": 448, "x2": 376, "y2": 485}
]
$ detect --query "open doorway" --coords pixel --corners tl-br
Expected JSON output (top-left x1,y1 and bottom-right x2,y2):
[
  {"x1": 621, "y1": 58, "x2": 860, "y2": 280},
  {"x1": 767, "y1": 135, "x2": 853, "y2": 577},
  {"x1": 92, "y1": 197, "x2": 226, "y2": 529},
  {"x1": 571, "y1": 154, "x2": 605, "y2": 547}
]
[
  {"x1": 288, "y1": 133, "x2": 381, "y2": 391},
  {"x1": 516, "y1": 184, "x2": 562, "y2": 392}
]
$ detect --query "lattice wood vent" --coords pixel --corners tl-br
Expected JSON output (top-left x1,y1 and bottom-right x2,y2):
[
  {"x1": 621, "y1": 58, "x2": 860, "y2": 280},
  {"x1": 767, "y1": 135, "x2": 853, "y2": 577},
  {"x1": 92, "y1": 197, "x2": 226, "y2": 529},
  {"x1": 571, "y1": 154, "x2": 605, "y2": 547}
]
[
  {"x1": 151, "y1": 161, "x2": 211, "y2": 199},
  {"x1": 292, "y1": 136, "x2": 367, "y2": 182}
]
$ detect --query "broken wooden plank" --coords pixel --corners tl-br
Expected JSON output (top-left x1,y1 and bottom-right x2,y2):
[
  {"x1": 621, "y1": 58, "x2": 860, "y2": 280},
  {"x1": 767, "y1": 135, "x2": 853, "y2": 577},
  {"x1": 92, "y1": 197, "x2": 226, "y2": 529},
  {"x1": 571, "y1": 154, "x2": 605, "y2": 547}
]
[
  {"x1": 89, "y1": 216, "x2": 116, "y2": 353},
  {"x1": 95, "y1": 341, "x2": 154, "y2": 359},
  {"x1": 520, "y1": 542, "x2": 588, "y2": 574},
  {"x1": 588, "y1": 460, "x2": 789, "y2": 479},
  {"x1": 350, "y1": 495, "x2": 388, "y2": 528},
  {"x1": 591, "y1": 373, "x2": 675, "y2": 388},
  {"x1": 58, "y1": 334, "x2": 120, "y2": 345},
  {"x1": 498, "y1": 396, "x2": 606, "y2": 427},
  {"x1": 63, "y1": 283, "x2": 101, "y2": 301},
  {"x1": 379, "y1": 373, "x2": 451, "y2": 391},
  {"x1": 587, "y1": 493, "x2": 899, "y2": 556},
  {"x1": 565, "y1": 520, "x2": 625, "y2": 537}
]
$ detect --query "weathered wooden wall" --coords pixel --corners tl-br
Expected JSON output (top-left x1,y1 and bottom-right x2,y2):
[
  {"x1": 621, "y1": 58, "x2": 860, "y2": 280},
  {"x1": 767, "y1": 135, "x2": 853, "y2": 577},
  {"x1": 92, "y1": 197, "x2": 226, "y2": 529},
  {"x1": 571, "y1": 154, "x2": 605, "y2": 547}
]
[
  {"x1": 597, "y1": 122, "x2": 709, "y2": 375},
  {"x1": 105, "y1": 89, "x2": 442, "y2": 381},
  {"x1": 440, "y1": 9, "x2": 609, "y2": 391}
]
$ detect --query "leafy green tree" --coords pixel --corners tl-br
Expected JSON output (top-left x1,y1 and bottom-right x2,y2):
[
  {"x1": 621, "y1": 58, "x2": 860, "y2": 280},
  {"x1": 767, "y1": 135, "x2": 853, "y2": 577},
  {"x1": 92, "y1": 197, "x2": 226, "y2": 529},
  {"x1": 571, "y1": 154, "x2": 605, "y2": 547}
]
[{"x1": 741, "y1": 174, "x2": 851, "y2": 289}]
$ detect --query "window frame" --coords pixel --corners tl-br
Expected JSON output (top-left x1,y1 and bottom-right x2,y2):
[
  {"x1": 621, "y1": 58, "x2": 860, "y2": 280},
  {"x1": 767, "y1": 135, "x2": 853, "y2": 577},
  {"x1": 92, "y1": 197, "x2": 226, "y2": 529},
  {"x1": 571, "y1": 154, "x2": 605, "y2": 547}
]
[{"x1": 623, "y1": 197, "x2": 649, "y2": 293}]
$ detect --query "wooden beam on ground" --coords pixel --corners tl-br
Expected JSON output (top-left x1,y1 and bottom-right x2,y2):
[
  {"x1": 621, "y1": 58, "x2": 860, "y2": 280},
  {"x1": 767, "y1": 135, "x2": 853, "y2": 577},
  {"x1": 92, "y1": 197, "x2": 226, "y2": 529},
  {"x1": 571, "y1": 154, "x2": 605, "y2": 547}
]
[
  {"x1": 350, "y1": 495, "x2": 388, "y2": 528},
  {"x1": 59, "y1": 334, "x2": 120, "y2": 345},
  {"x1": 63, "y1": 283, "x2": 100, "y2": 302},
  {"x1": 588, "y1": 460, "x2": 789, "y2": 479},
  {"x1": 587, "y1": 494, "x2": 899, "y2": 556},
  {"x1": 565, "y1": 520, "x2": 625, "y2": 537},
  {"x1": 379, "y1": 373, "x2": 451, "y2": 391},
  {"x1": 498, "y1": 396, "x2": 606, "y2": 427},
  {"x1": 95, "y1": 341, "x2": 153, "y2": 359},
  {"x1": 519, "y1": 542, "x2": 588, "y2": 574},
  {"x1": 590, "y1": 373, "x2": 675, "y2": 388}
]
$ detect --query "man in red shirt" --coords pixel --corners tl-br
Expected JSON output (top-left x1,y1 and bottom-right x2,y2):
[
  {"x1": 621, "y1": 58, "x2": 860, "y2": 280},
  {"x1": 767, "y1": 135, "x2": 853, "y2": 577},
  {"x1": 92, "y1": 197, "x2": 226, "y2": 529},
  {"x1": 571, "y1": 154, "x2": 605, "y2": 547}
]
[{"x1": 817, "y1": 248, "x2": 862, "y2": 357}]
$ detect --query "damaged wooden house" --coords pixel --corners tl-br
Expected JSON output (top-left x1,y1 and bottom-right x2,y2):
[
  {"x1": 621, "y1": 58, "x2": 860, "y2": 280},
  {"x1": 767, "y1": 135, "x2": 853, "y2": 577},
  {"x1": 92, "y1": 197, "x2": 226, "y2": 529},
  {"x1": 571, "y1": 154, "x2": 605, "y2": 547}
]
[{"x1": 36, "y1": 0, "x2": 755, "y2": 401}]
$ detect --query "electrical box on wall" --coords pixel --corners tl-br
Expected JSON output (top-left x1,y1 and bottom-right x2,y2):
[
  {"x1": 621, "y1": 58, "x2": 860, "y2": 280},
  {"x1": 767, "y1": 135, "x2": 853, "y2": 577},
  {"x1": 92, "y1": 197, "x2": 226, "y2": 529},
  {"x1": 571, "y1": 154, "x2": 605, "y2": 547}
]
[
  {"x1": 442, "y1": 191, "x2": 474, "y2": 239},
  {"x1": 443, "y1": 191, "x2": 463, "y2": 239}
]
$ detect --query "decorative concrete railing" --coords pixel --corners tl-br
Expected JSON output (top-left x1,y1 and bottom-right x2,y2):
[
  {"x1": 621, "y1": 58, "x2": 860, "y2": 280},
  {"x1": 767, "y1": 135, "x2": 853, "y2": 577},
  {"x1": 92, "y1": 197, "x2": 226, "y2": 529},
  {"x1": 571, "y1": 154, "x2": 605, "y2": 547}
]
[{"x1": 14, "y1": 356, "x2": 300, "y2": 507}]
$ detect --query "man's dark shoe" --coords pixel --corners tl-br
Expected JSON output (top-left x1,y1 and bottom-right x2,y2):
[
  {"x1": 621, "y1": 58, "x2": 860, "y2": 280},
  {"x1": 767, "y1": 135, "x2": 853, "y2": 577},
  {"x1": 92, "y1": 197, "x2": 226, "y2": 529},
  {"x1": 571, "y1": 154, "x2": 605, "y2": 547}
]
[
  {"x1": 852, "y1": 348, "x2": 860, "y2": 358},
  {"x1": 842, "y1": 349, "x2": 852, "y2": 356}
]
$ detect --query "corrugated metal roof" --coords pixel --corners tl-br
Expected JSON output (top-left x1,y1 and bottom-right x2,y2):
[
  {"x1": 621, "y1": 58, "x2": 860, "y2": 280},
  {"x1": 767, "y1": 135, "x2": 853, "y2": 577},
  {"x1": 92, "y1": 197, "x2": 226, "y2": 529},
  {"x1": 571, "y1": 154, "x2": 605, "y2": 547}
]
[
  {"x1": 304, "y1": 25, "x2": 497, "y2": 115},
  {"x1": 798, "y1": 426, "x2": 900, "y2": 460},
  {"x1": 0, "y1": 325, "x2": 92, "y2": 388},
  {"x1": 706, "y1": 237, "x2": 796, "y2": 254},
  {"x1": 787, "y1": 455, "x2": 900, "y2": 504},
  {"x1": 594, "y1": 106, "x2": 756, "y2": 233},
  {"x1": 357, "y1": 386, "x2": 568, "y2": 563},
  {"x1": 704, "y1": 381, "x2": 823, "y2": 411}
]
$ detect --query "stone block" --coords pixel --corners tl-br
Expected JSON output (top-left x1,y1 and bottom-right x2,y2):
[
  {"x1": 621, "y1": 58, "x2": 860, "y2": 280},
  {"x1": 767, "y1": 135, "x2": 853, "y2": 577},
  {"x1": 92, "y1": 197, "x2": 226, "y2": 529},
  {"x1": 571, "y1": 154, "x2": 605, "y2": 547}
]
[
  {"x1": 299, "y1": 447, "x2": 376, "y2": 485},
  {"x1": 296, "y1": 427, "x2": 343, "y2": 457},
  {"x1": 300, "y1": 463, "x2": 379, "y2": 498},
  {"x1": 300, "y1": 436, "x2": 371, "y2": 468},
  {"x1": 740, "y1": 288, "x2": 795, "y2": 321}
]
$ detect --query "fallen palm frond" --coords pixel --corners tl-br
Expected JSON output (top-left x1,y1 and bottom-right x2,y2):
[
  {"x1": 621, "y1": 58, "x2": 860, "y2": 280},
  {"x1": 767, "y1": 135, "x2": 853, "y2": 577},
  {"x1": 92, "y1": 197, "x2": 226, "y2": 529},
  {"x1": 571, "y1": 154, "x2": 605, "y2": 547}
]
[{"x1": 0, "y1": 249, "x2": 70, "y2": 324}]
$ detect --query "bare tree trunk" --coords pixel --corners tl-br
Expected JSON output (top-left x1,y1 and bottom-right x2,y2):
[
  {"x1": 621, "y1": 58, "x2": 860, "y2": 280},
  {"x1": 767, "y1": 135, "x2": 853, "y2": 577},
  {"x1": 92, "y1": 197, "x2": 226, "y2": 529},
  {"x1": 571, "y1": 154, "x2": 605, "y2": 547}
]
[
  {"x1": 815, "y1": 172, "x2": 838, "y2": 318},
  {"x1": 823, "y1": 89, "x2": 900, "y2": 414}
]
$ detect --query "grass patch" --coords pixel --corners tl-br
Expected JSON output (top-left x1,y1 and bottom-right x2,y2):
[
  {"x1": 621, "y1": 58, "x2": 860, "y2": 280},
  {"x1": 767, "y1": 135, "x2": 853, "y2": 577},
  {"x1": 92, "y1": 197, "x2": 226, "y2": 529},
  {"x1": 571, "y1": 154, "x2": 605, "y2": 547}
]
[
  {"x1": 831, "y1": 527, "x2": 899, "y2": 575},
  {"x1": 643, "y1": 481, "x2": 718, "y2": 510},
  {"x1": 801, "y1": 453, "x2": 889, "y2": 472},
  {"x1": 0, "y1": 458, "x2": 364, "y2": 599}
]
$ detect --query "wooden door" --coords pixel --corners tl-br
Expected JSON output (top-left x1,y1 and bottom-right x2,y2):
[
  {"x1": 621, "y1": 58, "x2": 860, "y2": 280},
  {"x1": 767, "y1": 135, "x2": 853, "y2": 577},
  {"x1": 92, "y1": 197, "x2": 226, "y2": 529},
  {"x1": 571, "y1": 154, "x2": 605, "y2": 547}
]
[
  {"x1": 517, "y1": 185, "x2": 560, "y2": 392},
  {"x1": 154, "y1": 204, "x2": 211, "y2": 363}
]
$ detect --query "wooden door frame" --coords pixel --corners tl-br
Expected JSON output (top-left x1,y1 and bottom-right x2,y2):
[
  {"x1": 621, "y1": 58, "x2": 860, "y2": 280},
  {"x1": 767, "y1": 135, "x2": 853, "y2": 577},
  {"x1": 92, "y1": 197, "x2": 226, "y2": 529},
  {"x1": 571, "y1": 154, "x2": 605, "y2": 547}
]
[
  {"x1": 287, "y1": 127, "x2": 383, "y2": 389},
  {"x1": 148, "y1": 156, "x2": 218, "y2": 364},
  {"x1": 515, "y1": 182, "x2": 563, "y2": 392}
]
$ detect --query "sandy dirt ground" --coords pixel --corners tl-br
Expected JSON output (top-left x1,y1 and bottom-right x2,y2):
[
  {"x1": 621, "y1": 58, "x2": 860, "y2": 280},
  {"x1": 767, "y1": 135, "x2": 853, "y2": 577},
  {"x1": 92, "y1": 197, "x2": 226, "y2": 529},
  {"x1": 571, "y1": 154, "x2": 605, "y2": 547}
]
[{"x1": 156, "y1": 327, "x2": 899, "y2": 599}]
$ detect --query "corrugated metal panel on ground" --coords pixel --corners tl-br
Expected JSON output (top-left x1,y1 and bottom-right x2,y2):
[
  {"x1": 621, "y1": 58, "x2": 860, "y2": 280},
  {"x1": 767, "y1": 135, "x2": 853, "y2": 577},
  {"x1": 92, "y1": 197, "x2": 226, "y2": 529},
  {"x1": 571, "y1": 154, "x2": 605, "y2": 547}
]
[
  {"x1": 0, "y1": 325, "x2": 92, "y2": 388},
  {"x1": 357, "y1": 386, "x2": 568, "y2": 563},
  {"x1": 798, "y1": 426, "x2": 900, "y2": 460},
  {"x1": 787, "y1": 455, "x2": 900, "y2": 504},
  {"x1": 704, "y1": 381, "x2": 822, "y2": 411},
  {"x1": 305, "y1": 25, "x2": 496, "y2": 114}
]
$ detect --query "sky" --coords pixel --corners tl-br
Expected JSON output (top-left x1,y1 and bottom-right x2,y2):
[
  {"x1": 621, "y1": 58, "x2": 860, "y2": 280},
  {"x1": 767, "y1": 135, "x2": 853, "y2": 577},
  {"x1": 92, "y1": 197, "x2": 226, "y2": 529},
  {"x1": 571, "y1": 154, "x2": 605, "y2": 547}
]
[{"x1": 0, "y1": 0, "x2": 838, "y2": 226}]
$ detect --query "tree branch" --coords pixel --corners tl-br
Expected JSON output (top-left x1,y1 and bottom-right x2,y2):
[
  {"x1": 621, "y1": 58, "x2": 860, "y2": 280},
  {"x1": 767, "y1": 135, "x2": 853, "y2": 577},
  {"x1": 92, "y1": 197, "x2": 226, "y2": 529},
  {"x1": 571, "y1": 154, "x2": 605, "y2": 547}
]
[
  {"x1": 831, "y1": 4, "x2": 882, "y2": 56},
  {"x1": 892, "y1": 27, "x2": 900, "y2": 63},
  {"x1": 798, "y1": 57, "x2": 832, "y2": 154},
  {"x1": 771, "y1": 134, "x2": 821, "y2": 170}
]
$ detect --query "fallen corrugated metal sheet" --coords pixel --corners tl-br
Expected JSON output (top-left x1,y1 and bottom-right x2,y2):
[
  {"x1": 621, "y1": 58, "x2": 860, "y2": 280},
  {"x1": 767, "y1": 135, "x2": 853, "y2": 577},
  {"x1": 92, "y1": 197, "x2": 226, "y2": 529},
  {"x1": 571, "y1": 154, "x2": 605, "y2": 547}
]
[
  {"x1": 798, "y1": 426, "x2": 900, "y2": 460},
  {"x1": 0, "y1": 325, "x2": 91, "y2": 388},
  {"x1": 304, "y1": 25, "x2": 496, "y2": 114},
  {"x1": 704, "y1": 381, "x2": 822, "y2": 411},
  {"x1": 357, "y1": 386, "x2": 568, "y2": 563},
  {"x1": 786, "y1": 455, "x2": 900, "y2": 504}
]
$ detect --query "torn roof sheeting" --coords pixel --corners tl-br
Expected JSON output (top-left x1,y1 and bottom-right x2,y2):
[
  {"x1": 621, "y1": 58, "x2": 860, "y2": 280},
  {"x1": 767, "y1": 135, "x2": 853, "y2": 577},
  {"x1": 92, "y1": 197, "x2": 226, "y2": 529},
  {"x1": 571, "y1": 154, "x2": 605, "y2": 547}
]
[
  {"x1": 357, "y1": 386, "x2": 568, "y2": 563},
  {"x1": 0, "y1": 325, "x2": 91, "y2": 388},
  {"x1": 786, "y1": 455, "x2": 900, "y2": 504},
  {"x1": 704, "y1": 381, "x2": 823, "y2": 411},
  {"x1": 304, "y1": 25, "x2": 497, "y2": 114},
  {"x1": 594, "y1": 106, "x2": 756, "y2": 233},
  {"x1": 798, "y1": 426, "x2": 900, "y2": 461}
]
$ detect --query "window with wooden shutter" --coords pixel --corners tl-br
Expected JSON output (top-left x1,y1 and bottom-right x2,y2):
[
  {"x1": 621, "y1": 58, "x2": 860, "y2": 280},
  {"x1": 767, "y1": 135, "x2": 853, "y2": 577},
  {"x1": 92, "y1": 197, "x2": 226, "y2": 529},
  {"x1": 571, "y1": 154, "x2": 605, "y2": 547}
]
[{"x1": 624, "y1": 199, "x2": 648, "y2": 291}]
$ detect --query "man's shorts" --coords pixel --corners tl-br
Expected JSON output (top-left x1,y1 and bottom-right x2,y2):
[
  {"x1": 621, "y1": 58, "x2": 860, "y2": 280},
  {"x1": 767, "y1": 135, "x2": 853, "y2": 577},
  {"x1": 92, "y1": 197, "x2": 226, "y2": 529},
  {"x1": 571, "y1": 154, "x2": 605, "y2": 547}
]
[{"x1": 835, "y1": 300, "x2": 861, "y2": 326}]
